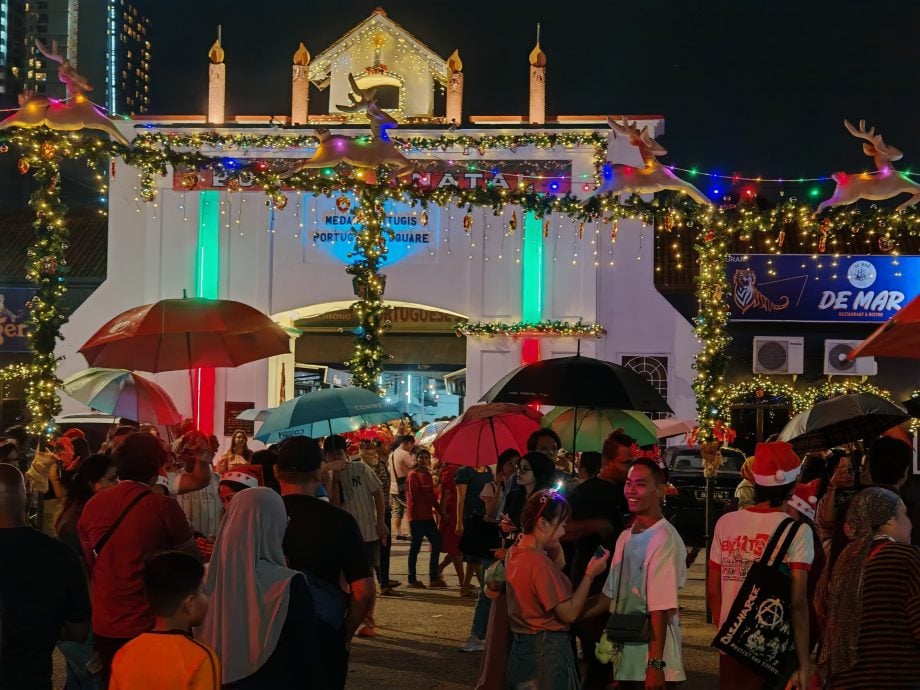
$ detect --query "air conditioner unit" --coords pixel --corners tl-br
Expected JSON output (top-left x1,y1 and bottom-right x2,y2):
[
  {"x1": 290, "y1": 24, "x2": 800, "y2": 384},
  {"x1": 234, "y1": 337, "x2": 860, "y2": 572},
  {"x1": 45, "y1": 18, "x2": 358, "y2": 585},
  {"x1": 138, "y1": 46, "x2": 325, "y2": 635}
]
[
  {"x1": 824, "y1": 340, "x2": 877, "y2": 376},
  {"x1": 753, "y1": 337, "x2": 804, "y2": 375}
]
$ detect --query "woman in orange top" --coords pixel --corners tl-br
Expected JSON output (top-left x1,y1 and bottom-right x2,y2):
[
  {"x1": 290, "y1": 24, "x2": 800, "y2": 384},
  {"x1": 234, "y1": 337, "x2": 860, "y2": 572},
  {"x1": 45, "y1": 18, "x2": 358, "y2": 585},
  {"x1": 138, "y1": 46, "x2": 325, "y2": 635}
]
[{"x1": 503, "y1": 489, "x2": 609, "y2": 690}]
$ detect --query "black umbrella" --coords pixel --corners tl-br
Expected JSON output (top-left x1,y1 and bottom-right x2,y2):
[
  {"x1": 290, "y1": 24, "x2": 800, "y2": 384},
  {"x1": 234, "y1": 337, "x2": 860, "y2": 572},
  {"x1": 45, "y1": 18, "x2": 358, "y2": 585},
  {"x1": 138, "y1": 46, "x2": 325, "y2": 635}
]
[
  {"x1": 903, "y1": 397, "x2": 920, "y2": 418},
  {"x1": 777, "y1": 393, "x2": 909, "y2": 452},
  {"x1": 480, "y1": 355, "x2": 672, "y2": 413}
]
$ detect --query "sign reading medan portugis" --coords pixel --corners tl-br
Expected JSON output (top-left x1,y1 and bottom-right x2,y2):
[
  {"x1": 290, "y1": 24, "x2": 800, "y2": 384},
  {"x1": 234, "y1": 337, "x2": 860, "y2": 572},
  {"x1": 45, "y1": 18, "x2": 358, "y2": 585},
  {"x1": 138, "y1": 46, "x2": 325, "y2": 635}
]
[{"x1": 727, "y1": 254, "x2": 920, "y2": 323}]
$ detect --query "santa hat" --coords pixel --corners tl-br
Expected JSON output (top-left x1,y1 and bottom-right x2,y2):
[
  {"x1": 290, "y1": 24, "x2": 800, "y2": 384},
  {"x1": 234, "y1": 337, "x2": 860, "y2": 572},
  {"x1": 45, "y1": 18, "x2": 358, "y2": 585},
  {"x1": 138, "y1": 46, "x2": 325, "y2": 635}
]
[
  {"x1": 752, "y1": 441, "x2": 801, "y2": 487},
  {"x1": 787, "y1": 479, "x2": 821, "y2": 521},
  {"x1": 219, "y1": 464, "x2": 263, "y2": 489}
]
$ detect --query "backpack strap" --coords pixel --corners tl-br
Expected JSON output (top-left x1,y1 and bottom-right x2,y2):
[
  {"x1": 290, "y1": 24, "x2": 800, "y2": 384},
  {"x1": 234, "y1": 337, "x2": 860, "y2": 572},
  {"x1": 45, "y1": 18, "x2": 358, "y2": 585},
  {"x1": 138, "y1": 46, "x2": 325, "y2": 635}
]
[{"x1": 92, "y1": 490, "x2": 151, "y2": 558}]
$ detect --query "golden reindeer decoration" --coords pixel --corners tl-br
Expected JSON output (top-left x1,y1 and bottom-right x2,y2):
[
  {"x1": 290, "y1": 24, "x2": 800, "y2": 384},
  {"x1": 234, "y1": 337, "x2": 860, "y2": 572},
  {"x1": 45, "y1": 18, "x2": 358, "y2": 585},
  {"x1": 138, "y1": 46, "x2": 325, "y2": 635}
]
[
  {"x1": 816, "y1": 119, "x2": 920, "y2": 212},
  {"x1": 592, "y1": 117, "x2": 710, "y2": 205},
  {"x1": 0, "y1": 39, "x2": 129, "y2": 145},
  {"x1": 285, "y1": 73, "x2": 413, "y2": 178}
]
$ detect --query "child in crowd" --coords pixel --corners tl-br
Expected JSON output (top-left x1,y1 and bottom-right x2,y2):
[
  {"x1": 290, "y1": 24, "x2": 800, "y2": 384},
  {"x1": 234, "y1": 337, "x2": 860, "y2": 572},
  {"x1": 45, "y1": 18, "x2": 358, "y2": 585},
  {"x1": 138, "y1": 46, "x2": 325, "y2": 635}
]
[{"x1": 109, "y1": 551, "x2": 220, "y2": 690}]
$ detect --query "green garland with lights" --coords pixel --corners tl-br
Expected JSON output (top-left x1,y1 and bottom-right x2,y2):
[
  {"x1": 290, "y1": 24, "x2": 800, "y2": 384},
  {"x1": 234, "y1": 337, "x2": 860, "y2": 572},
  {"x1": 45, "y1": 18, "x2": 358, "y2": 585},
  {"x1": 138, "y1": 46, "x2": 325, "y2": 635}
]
[
  {"x1": 454, "y1": 320, "x2": 606, "y2": 338},
  {"x1": 2, "y1": 127, "x2": 920, "y2": 429}
]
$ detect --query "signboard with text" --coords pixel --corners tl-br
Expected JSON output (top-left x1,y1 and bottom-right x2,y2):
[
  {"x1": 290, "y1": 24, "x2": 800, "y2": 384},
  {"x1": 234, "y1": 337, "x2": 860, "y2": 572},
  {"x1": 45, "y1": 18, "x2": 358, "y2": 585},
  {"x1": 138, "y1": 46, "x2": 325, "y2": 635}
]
[
  {"x1": 224, "y1": 401, "x2": 255, "y2": 437},
  {"x1": 0, "y1": 288, "x2": 33, "y2": 352},
  {"x1": 727, "y1": 254, "x2": 920, "y2": 323}
]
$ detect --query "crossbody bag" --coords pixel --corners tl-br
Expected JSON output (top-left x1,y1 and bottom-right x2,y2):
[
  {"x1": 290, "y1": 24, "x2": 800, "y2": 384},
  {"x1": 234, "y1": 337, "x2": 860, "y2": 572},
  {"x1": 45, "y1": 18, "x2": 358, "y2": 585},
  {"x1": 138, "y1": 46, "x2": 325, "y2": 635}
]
[{"x1": 92, "y1": 489, "x2": 151, "y2": 558}]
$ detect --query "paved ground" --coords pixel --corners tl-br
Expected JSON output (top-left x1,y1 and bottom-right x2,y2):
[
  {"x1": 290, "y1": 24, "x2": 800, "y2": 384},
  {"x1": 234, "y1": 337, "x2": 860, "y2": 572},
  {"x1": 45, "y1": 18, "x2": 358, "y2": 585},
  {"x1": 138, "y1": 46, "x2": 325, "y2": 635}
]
[
  {"x1": 345, "y1": 541, "x2": 719, "y2": 689},
  {"x1": 54, "y1": 542, "x2": 719, "y2": 689}
]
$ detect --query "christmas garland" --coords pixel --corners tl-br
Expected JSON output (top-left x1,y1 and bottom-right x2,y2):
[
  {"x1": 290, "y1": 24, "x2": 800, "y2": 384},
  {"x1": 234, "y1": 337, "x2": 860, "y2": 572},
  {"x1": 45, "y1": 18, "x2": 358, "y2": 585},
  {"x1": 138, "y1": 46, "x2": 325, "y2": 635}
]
[
  {"x1": 454, "y1": 320, "x2": 606, "y2": 338},
  {"x1": 2, "y1": 128, "x2": 919, "y2": 435}
]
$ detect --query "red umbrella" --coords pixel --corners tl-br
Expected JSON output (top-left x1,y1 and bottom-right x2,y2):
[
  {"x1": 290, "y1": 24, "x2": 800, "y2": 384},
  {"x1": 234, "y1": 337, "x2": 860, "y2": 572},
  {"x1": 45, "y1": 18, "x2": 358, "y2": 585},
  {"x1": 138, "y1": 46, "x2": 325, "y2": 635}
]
[
  {"x1": 79, "y1": 298, "x2": 291, "y2": 372},
  {"x1": 848, "y1": 293, "x2": 920, "y2": 360},
  {"x1": 433, "y1": 403, "x2": 543, "y2": 468}
]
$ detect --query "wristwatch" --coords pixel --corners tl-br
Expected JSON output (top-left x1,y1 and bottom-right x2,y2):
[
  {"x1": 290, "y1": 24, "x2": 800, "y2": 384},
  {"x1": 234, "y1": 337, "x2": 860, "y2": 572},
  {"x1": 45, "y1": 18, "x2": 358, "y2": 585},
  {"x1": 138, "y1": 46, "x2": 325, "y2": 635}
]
[{"x1": 647, "y1": 658, "x2": 666, "y2": 671}]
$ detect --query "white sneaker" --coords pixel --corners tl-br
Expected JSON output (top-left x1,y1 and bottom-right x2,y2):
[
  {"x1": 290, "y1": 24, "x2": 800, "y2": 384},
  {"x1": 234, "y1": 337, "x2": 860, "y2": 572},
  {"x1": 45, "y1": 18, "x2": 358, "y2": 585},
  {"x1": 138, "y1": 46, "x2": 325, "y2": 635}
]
[{"x1": 457, "y1": 635, "x2": 486, "y2": 652}]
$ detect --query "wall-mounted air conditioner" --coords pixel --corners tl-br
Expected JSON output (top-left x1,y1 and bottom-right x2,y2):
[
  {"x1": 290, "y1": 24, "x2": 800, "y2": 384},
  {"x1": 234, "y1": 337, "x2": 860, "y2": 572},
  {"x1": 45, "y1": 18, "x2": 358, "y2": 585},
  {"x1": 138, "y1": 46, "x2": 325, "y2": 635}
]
[
  {"x1": 753, "y1": 337, "x2": 804, "y2": 375},
  {"x1": 823, "y1": 340, "x2": 877, "y2": 376}
]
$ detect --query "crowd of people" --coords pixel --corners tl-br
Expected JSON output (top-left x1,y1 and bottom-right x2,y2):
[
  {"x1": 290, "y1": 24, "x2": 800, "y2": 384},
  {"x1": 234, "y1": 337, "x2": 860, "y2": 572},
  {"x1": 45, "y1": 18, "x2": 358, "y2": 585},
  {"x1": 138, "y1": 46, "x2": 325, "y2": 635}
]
[{"x1": 1, "y1": 416, "x2": 918, "y2": 690}]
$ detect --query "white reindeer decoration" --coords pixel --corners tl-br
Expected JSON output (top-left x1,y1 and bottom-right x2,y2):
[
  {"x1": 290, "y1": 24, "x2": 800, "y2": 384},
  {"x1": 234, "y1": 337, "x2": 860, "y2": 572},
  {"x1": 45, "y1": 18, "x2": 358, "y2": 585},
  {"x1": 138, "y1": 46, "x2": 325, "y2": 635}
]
[
  {"x1": 592, "y1": 117, "x2": 710, "y2": 205},
  {"x1": 285, "y1": 73, "x2": 414, "y2": 178},
  {"x1": 816, "y1": 120, "x2": 920, "y2": 212}
]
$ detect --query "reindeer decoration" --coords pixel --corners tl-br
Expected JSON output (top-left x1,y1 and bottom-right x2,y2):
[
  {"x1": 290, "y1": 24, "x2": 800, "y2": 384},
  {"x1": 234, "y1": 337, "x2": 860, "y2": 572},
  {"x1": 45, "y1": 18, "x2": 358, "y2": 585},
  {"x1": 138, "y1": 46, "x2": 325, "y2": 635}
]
[
  {"x1": 592, "y1": 117, "x2": 710, "y2": 205},
  {"x1": 817, "y1": 120, "x2": 920, "y2": 213},
  {"x1": 284, "y1": 73, "x2": 413, "y2": 179},
  {"x1": 0, "y1": 40, "x2": 129, "y2": 145}
]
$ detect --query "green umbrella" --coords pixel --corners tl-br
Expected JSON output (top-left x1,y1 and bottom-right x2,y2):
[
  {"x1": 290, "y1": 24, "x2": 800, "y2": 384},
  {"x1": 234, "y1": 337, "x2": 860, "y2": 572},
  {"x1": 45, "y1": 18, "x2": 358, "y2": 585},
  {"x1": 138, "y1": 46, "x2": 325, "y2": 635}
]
[{"x1": 541, "y1": 407, "x2": 658, "y2": 452}]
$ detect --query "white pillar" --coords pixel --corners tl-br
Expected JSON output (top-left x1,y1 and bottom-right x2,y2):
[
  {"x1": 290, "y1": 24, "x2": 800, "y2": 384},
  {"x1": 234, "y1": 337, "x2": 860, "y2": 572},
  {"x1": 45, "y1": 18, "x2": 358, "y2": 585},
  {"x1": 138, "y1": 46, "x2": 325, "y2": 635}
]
[{"x1": 528, "y1": 41, "x2": 546, "y2": 125}]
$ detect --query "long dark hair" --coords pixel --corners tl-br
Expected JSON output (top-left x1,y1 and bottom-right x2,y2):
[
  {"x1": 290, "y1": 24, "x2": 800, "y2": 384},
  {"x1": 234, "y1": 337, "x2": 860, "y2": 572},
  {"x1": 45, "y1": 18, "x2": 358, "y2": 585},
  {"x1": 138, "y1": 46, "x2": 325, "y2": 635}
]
[
  {"x1": 54, "y1": 454, "x2": 114, "y2": 531},
  {"x1": 520, "y1": 451, "x2": 556, "y2": 492}
]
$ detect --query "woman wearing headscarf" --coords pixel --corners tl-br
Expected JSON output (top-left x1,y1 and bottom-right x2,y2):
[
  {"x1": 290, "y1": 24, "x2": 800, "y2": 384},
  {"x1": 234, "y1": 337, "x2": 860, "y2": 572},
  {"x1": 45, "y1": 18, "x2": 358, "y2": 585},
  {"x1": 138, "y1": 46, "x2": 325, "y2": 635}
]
[
  {"x1": 199, "y1": 487, "x2": 318, "y2": 689},
  {"x1": 821, "y1": 487, "x2": 920, "y2": 689}
]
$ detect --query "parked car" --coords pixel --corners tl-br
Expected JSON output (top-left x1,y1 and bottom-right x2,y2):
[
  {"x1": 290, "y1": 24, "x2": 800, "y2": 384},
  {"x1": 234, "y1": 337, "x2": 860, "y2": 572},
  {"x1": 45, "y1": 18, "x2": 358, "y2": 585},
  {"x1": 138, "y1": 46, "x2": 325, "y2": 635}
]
[
  {"x1": 53, "y1": 413, "x2": 133, "y2": 454},
  {"x1": 662, "y1": 445, "x2": 746, "y2": 546}
]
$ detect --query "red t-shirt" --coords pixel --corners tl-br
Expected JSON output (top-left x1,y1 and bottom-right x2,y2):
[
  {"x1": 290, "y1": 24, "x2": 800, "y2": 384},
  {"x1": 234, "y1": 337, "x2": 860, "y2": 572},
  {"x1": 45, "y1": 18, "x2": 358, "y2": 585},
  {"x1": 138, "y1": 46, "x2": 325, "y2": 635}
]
[
  {"x1": 77, "y1": 481, "x2": 194, "y2": 638},
  {"x1": 406, "y1": 469, "x2": 438, "y2": 522}
]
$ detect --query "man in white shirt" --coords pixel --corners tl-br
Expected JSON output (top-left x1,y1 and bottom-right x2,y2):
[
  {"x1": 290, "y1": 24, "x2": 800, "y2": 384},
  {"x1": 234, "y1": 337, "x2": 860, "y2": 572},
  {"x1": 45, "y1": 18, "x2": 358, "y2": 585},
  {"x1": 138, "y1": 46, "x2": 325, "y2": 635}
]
[
  {"x1": 584, "y1": 458, "x2": 688, "y2": 689},
  {"x1": 165, "y1": 431, "x2": 220, "y2": 540}
]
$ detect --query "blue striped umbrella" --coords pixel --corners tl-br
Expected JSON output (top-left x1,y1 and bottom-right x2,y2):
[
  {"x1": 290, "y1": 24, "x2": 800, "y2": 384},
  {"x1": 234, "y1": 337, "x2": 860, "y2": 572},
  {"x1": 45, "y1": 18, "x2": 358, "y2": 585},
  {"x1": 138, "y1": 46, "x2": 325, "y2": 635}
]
[{"x1": 254, "y1": 387, "x2": 401, "y2": 443}]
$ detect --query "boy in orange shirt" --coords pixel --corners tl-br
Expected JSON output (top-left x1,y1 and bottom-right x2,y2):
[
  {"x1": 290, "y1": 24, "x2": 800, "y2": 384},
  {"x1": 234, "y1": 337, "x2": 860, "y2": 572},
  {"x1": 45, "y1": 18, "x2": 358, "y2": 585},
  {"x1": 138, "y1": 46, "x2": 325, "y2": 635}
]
[{"x1": 110, "y1": 551, "x2": 219, "y2": 690}]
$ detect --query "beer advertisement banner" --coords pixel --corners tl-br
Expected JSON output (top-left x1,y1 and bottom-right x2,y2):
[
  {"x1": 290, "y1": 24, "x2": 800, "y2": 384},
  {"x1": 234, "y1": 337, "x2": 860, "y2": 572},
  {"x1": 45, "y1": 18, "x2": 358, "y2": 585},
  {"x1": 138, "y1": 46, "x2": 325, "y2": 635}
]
[
  {"x1": 0, "y1": 288, "x2": 33, "y2": 352},
  {"x1": 726, "y1": 254, "x2": 920, "y2": 323}
]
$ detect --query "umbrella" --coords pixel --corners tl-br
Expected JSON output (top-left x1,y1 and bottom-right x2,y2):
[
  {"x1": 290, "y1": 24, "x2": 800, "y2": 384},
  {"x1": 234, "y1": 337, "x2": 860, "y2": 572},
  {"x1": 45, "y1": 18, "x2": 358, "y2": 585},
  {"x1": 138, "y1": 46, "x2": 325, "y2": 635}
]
[
  {"x1": 541, "y1": 407, "x2": 658, "y2": 451},
  {"x1": 79, "y1": 297, "x2": 291, "y2": 372},
  {"x1": 653, "y1": 418, "x2": 697, "y2": 440},
  {"x1": 61, "y1": 368, "x2": 183, "y2": 425},
  {"x1": 903, "y1": 397, "x2": 920, "y2": 418},
  {"x1": 254, "y1": 387, "x2": 401, "y2": 443},
  {"x1": 415, "y1": 420, "x2": 450, "y2": 447},
  {"x1": 235, "y1": 408, "x2": 272, "y2": 422},
  {"x1": 777, "y1": 393, "x2": 909, "y2": 452},
  {"x1": 433, "y1": 403, "x2": 542, "y2": 467},
  {"x1": 481, "y1": 355, "x2": 672, "y2": 413},
  {"x1": 848, "y1": 293, "x2": 920, "y2": 360}
]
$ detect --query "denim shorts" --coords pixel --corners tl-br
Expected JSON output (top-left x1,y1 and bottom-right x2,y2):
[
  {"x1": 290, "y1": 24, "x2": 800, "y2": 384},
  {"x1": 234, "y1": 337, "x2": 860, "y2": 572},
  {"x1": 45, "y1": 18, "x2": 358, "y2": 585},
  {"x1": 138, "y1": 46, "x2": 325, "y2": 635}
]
[{"x1": 507, "y1": 629, "x2": 578, "y2": 690}]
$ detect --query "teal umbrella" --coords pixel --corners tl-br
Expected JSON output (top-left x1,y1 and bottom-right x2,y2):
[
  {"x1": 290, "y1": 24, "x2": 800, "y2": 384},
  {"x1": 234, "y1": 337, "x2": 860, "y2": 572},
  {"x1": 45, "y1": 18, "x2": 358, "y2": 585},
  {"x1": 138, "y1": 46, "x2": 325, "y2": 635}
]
[
  {"x1": 255, "y1": 387, "x2": 401, "y2": 444},
  {"x1": 541, "y1": 407, "x2": 658, "y2": 452}
]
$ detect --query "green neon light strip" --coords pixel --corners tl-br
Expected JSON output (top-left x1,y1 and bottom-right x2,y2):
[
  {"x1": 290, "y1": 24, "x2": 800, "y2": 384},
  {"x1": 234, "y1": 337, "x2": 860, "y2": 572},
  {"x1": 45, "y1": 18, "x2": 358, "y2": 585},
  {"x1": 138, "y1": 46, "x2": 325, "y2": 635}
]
[
  {"x1": 521, "y1": 211, "x2": 543, "y2": 322},
  {"x1": 196, "y1": 191, "x2": 220, "y2": 298}
]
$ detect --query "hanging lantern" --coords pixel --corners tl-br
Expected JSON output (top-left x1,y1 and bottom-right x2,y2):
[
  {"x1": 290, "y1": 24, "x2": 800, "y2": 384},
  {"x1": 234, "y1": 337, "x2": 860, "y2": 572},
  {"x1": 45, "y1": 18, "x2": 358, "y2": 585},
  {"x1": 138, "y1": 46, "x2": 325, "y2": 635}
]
[
  {"x1": 777, "y1": 229, "x2": 786, "y2": 248},
  {"x1": 463, "y1": 211, "x2": 473, "y2": 233},
  {"x1": 18, "y1": 158, "x2": 30, "y2": 175},
  {"x1": 543, "y1": 220, "x2": 550, "y2": 238},
  {"x1": 110, "y1": 160, "x2": 116, "y2": 177},
  {"x1": 610, "y1": 219, "x2": 619, "y2": 242},
  {"x1": 508, "y1": 211, "x2": 517, "y2": 234},
  {"x1": 578, "y1": 221, "x2": 585, "y2": 240},
  {"x1": 420, "y1": 211, "x2": 428, "y2": 227}
]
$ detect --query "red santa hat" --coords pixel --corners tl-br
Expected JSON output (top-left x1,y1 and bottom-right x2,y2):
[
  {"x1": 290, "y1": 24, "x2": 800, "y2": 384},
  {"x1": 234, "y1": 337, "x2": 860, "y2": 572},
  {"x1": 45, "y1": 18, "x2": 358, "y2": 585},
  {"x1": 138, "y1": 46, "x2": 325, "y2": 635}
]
[
  {"x1": 219, "y1": 464, "x2": 263, "y2": 490},
  {"x1": 752, "y1": 441, "x2": 801, "y2": 487},
  {"x1": 787, "y1": 479, "x2": 821, "y2": 521}
]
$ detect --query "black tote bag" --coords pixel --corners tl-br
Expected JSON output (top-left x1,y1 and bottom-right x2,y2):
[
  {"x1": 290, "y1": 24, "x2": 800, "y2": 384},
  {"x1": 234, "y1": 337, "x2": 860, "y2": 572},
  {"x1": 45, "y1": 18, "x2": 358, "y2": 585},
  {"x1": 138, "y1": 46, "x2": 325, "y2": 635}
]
[{"x1": 712, "y1": 517, "x2": 802, "y2": 683}]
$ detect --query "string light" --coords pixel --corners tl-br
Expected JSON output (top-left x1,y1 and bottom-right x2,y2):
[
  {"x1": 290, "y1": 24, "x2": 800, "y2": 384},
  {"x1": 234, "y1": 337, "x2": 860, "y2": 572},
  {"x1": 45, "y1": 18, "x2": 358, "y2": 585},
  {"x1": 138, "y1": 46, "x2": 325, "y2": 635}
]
[{"x1": 455, "y1": 321, "x2": 605, "y2": 338}]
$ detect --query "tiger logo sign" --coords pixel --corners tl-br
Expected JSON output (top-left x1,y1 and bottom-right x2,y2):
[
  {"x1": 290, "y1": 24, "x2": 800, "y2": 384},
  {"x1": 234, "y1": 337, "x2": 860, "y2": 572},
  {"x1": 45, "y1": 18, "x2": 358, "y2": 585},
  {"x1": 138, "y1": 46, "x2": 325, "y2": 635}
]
[{"x1": 732, "y1": 269, "x2": 790, "y2": 314}]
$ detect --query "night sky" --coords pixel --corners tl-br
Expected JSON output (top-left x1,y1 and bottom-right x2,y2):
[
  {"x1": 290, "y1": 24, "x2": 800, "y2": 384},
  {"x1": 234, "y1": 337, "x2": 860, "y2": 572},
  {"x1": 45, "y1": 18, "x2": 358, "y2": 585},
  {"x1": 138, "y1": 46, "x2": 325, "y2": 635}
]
[{"x1": 141, "y1": 0, "x2": 918, "y2": 196}]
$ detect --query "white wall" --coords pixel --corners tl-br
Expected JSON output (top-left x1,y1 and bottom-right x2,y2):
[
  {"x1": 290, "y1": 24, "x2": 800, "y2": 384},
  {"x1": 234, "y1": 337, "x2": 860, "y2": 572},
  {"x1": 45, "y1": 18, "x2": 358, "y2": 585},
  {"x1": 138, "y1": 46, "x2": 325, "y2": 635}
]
[{"x1": 59, "y1": 122, "x2": 700, "y2": 439}]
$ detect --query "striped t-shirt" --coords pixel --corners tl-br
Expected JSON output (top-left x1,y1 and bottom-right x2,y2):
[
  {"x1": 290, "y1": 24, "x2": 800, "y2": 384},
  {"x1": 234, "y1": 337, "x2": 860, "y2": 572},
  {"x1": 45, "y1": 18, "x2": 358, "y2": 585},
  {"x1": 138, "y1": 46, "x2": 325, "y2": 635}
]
[
  {"x1": 338, "y1": 461, "x2": 382, "y2": 543},
  {"x1": 830, "y1": 541, "x2": 920, "y2": 689},
  {"x1": 168, "y1": 472, "x2": 222, "y2": 540}
]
